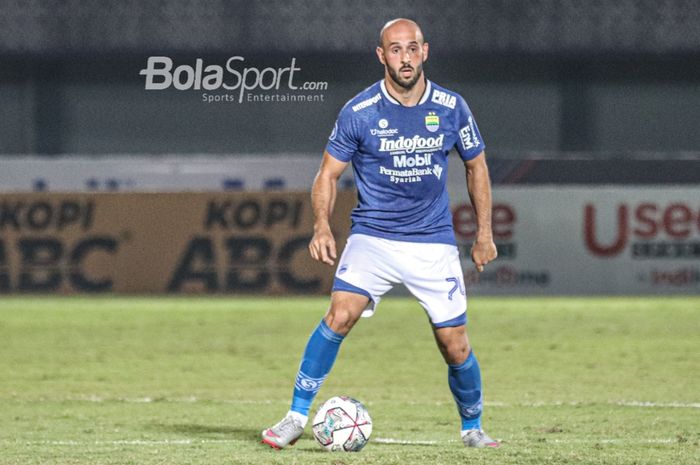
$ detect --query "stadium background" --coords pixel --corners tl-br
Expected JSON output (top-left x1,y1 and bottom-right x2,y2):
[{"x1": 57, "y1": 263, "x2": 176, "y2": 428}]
[{"x1": 0, "y1": 0, "x2": 699, "y2": 295}]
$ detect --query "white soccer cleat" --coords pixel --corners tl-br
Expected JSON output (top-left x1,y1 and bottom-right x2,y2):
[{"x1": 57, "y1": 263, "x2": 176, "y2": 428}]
[
  {"x1": 461, "y1": 429, "x2": 500, "y2": 448},
  {"x1": 261, "y1": 415, "x2": 304, "y2": 449}
]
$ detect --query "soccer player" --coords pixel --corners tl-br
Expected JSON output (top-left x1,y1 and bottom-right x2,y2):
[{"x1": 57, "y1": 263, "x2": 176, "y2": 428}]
[{"x1": 262, "y1": 18, "x2": 499, "y2": 449}]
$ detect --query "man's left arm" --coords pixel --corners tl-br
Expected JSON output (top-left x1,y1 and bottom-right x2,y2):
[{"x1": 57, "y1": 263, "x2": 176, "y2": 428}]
[{"x1": 464, "y1": 151, "x2": 498, "y2": 272}]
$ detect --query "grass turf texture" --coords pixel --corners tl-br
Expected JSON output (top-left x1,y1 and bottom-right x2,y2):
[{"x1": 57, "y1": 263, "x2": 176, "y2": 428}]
[{"x1": 0, "y1": 296, "x2": 698, "y2": 465}]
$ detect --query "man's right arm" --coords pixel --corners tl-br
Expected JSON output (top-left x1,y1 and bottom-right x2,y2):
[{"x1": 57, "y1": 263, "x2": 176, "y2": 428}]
[{"x1": 308, "y1": 151, "x2": 349, "y2": 266}]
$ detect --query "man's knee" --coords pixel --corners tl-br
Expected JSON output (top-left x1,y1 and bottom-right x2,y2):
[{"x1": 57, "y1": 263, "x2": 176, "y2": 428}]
[
  {"x1": 434, "y1": 325, "x2": 472, "y2": 365},
  {"x1": 444, "y1": 340, "x2": 471, "y2": 365},
  {"x1": 324, "y1": 291, "x2": 369, "y2": 336},
  {"x1": 324, "y1": 308, "x2": 357, "y2": 336}
]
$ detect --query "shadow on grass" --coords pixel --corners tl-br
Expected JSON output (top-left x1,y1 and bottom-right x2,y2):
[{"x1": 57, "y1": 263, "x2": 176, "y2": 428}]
[
  {"x1": 149, "y1": 422, "x2": 260, "y2": 440},
  {"x1": 149, "y1": 423, "x2": 333, "y2": 453}
]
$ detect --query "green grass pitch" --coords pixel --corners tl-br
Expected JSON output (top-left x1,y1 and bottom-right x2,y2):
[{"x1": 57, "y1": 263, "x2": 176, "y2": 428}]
[{"x1": 0, "y1": 296, "x2": 698, "y2": 465}]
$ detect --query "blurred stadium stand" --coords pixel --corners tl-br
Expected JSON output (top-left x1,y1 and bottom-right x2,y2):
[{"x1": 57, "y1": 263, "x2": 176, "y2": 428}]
[
  {"x1": 0, "y1": 0, "x2": 698, "y2": 183},
  {"x1": 2, "y1": 1, "x2": 699, "y2": 54}
]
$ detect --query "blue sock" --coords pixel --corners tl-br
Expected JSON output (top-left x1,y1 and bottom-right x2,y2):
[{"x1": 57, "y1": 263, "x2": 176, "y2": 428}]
[
  {"x1": 448, "y1": 351, "x2": 483, "y2": 431},
  {"x1": 290, "y1": 319, "x2": 344, "y2": 416}
]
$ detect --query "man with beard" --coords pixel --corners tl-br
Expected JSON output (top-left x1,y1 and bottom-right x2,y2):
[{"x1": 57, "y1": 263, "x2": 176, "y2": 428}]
[{"x1": 262, "y1": 18, "x2": 499, "y2": 450}]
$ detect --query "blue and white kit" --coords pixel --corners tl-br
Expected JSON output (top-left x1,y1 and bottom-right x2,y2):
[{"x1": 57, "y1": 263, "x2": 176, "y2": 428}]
[{"x1": 326, "y1": 79, "x2": 485, "y2": 326}]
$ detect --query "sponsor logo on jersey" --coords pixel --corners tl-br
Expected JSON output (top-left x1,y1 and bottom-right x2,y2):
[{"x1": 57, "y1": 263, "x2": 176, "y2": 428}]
[
  {"x1": 370, "y1": 118, "x2": 398, "y2": 137},
  {"x1": 459, "y1": 116, "x2": 480, "y2": 150},
  {"x1": 379, "y1": 154, "x2": 445, "y2": 184},
  {"x1": 431, "y1": 89, "x2": 456, "y2": 109},
  {"x1": 378, "y1": 163, "x2": 444, "y2": 184},
  {"x1": 425, "y1": 112, "x2": 440, "y2": 133},
  {"x1": 379, "y1": 165, "x2": 430, "y2": 184},
  {"x1": 393, "y1": 153, "x2": 432, "y2": 168},
  {"x1": 351, "y1": 93, "x2": 381, "y2": 112},
  {"x1": 378, "y1": 134, "x2": 444, "y2": 154},
  {"x1": 371, "y1": 127, "x2": 399, "y2": 136}
]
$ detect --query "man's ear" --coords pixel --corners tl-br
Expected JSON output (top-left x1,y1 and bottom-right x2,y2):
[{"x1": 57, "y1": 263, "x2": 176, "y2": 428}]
[
  {"x1": 422, "y1": 42, "x2": 429, "y2": 63},
  {"x1": 376, "y1": 46, "x2": 386, "y2": 65}
]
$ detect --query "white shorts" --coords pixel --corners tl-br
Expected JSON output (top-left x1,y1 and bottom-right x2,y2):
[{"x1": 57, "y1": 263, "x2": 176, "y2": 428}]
[{"x1": 332, "y1": 234, "x2": 468, "y2": 328}]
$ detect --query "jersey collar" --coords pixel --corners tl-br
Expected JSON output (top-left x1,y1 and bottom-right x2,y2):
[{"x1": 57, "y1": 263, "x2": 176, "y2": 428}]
[{"x1": 380, "y1": 78, "x2": 432, "y2": 106}]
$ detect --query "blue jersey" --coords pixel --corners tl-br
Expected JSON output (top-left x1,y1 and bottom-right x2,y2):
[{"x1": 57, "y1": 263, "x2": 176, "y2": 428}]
[{"x1": 326, "y1": 79, "x2": 485, "y2": 245}]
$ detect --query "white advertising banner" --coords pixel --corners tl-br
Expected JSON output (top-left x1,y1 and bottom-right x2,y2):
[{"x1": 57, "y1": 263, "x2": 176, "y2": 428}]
[{"x1": 449, "y1": 186, "x2": 700, "y2": 295}]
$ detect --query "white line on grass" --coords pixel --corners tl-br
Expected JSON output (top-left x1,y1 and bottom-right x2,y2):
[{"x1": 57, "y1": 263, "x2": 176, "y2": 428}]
[
  {"x1": 374, "y1": 437, "x2": 681, "y2": 446},
  {"x1": 18, "y1": 439, "x2": 242, "y2": 446},
  {"x1": 614, "y1": 401, "x2": 700, "y2": 409},
  {"x1": 547, "y1": 438, "x2": 679, "y2": 445},
  {"x1": 374, "y1": 438, "x2": 442, "y2": 445},
  {"x1": 55, "y1": 397, "x2": 700, "y2": 409},
  {"x1": 501, "y1": 400, "x2": 700, "y2": 409},
  {"x1": 61, "y1": 396, "x2": 280, "y2": 405},
  {"x1": 14, "y1": 437, "x2": 684, "y2": 447}
]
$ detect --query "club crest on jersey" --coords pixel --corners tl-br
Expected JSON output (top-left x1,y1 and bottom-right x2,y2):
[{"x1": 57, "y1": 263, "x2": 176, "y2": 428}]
[{"x1": 425, "y1": 112, "x2": 439, "y2": 133}]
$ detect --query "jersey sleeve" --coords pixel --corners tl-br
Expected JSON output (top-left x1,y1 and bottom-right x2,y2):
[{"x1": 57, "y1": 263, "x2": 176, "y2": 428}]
[
  {"x1": 325, "y1": 105, "x2": 361, "y2": 162},
  {"x1": 454, "y1": 96, "x2": 486, "y2": 161}
]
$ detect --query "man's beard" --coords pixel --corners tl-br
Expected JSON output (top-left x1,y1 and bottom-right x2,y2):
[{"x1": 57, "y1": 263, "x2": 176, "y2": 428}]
[{"x1": 387, "y1": 62, "x2": 423, "y2": 90}]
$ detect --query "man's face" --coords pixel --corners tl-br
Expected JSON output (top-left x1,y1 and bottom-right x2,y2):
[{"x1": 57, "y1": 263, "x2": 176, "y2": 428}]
[{"x1": 377, "y1": 22, "x2": 429, "y2": 90}]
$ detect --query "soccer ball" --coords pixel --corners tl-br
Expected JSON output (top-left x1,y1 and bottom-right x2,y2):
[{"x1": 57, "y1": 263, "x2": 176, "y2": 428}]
[{"x1": 312, "y1": 396, "x2": 372, "y2": 452}]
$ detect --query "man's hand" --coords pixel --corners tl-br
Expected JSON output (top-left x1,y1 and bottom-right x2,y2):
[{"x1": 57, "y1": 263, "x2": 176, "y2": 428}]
[
  {"x1": 309, "y1": 223, "x2": 337, "y2": 266},
  {"x1": 471, "y1": 238, "x2": 497, "y2": 273}
]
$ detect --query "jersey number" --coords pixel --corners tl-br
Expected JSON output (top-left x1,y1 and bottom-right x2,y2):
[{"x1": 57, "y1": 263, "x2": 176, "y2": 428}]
[{"x1": 446, "y1": 277, "x2": 465, "y2": 301}]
